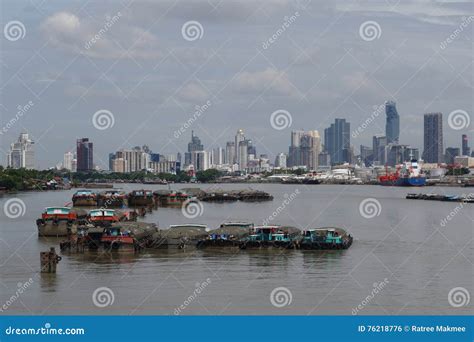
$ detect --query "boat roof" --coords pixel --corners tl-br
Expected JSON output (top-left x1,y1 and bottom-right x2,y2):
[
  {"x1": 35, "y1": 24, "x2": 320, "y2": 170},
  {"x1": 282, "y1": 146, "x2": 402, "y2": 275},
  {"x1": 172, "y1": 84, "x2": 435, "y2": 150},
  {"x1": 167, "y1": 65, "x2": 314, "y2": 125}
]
[
  {"x1": 75, "y1": 189, "x2": 94, "y2": 194},
  {"x1": 306, "y1": 227, "x2": 348, "y2": 234},
  {"x1": 89, "y1": 209, "x2": 116, "y2": 216},
  {"x1": 220, "y1": 222, "x2": 253, "y2": 227},
  {"x1": 169, "y1": 224, "x2": 207, "y2": 229},
  {"x1": 44, "y1": 207, "x2": 71, "y2": 213}
]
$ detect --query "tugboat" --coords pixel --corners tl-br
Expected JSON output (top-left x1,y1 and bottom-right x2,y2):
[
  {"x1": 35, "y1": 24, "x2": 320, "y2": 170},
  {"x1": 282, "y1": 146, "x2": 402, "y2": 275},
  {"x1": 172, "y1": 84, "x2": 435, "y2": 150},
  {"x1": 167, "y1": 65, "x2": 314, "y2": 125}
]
[
  {"x1": 239, "y1": 225, "x2": 299, "y2": 249},
  {"x1": 36, "y1": 207, "x2": 84, "y2": 237},
  {"x1": 196, "y1": 222, "x2": 253, "y2": 249},
  {"x1": 379, "y1": 160, "x2": 426, "y2": 186},
  {"x1": 151, "y1": 224, "x2": 208, "y2": 249},
  {"x1": 127, "y1": 190, "x2": 154, "y2": 206},
  {"x1": 97, "y1": 190, "x2": 126, "y2": 208},
  {"x1": 154, "y1": 190, "x2": 193, "y2": 207},
  {"x1": 72, "y1": 190, "x2": 98, "y2": 206},
  {"x1": 298, "y1": 228, "x2": 353, "y2": 250}
]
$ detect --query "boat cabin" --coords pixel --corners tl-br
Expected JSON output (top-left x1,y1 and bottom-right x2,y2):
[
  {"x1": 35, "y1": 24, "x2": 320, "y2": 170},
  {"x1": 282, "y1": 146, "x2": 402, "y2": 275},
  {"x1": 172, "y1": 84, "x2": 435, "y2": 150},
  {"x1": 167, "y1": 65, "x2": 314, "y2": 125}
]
[
  {"x1": 41, "y1": 207, "x2": 76, "y2": 220},
  {"x1": 248, "y1": 226, "x2": 291, "y2": 242},
  {"x1": 302, "y1": 228, "x2": 345, "y2": 243}
]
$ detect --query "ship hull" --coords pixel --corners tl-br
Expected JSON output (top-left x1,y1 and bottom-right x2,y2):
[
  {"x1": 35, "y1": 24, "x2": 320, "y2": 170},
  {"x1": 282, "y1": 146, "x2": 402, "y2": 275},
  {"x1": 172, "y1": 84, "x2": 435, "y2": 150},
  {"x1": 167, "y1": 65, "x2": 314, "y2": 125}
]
[{"x1": 380, "y1": 177, "x2": 426, "y2": 186}]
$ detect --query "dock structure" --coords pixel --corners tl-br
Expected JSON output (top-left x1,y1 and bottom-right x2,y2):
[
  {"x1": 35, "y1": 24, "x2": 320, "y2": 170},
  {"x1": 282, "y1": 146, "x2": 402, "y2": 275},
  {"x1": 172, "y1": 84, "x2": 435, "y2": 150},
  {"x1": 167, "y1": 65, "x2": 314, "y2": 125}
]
[{"x1": 40, "y1": 247, "x2": 62, "y2": 273}]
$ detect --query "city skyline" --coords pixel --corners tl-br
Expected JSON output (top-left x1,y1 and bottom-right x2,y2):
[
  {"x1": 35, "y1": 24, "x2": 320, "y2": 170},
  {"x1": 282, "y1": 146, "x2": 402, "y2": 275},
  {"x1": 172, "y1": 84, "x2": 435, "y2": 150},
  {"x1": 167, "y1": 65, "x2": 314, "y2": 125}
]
[{"x1": 1, "y1": 1, "x2": 472, "y2": 169}]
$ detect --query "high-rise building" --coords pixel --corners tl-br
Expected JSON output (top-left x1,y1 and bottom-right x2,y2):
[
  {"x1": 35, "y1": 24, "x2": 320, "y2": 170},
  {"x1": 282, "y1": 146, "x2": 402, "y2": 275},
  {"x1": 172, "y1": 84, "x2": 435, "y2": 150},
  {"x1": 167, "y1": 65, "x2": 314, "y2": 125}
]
[
  {"x1": 76, "y1": 138, "x2": 93, "y2": 172},
  {"x1": 211, "y1": 147, "x2": 225, "y2": 166},
  {"x1": 234, "y1": 129, "x2": 245, "y2": 165},
  {"x1": 225, "y1": 142, "x2": 235, "y2": 165},
  {"x1": 184, "y1": 131, "x2": 204, "y2": 166},
  {"x1": 191, "y1": 150, "x2": 209, "y2": 171},
  {"x1": 288, "y1": 130, "x2": 305, "y2": 167},
  {"x1": 63, "y1": 151, "x2": 74, "y2": 171},
  {"x1": 372, "y1": 135, "x2": 387, "y2": 165},
  {"x1": 7, "y1": 133, "x2": 35, "y2": 169},
  {"x1": 462, "y1": 134, "x2": 470, "y2": 156},
  {"x1": 445, "y1": 147, "x2": 460, "y2": 164},
  {"x1": 422, "y1": 113, "x2": 443, "y2": 163},
  {"x1": 385, "y1": 101, "x2": 400, "y2": 144},
  {"x1": 238, "y1": 140, "x2": 249, "y2": 170},
  {"x1": 324, "y1": 119, "x2": 350, "y2": 165},
  {"x1": 274, "y1": 153, "x2": 287, "y2": 168},
  {"x1": 113, "y1": 147, "x2": 149, "y2": 173},
  {"x1": 287, "y1": 130, "x2": 320, "y2": 169},
  {"x1": 359, "y1": 145, "x2": 373, "y2": 166}
]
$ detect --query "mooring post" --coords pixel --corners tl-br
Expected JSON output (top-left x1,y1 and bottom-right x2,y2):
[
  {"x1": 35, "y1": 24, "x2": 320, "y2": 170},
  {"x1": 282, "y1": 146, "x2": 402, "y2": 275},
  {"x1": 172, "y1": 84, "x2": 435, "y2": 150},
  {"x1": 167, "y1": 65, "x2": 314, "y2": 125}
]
[{"x1": 40, "y1": 247, "x2": 61, "y2": 273}]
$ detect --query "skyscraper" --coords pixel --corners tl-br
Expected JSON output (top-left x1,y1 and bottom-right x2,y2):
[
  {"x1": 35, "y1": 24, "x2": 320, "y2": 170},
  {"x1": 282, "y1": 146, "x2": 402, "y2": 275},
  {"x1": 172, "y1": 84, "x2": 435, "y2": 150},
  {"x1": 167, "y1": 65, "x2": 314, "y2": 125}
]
[
  {"x1": 385, "y1": 101, "x2": 400, "y2": 144},
  {"x1": 184, "y1": 131, "x2": 204, "y2": 166},
  {"x1": 445, "y1": 147, "x2": 460, "y2": 164},
  {"x1": 225, "y1": 141, "x2": 235, "y2": 165},
  {"x1": 234, "y1": 129, "x2": 245, "y2": 164},
  {"x1": 372, "y1": 135, "x2": 387, "y2": 165},
  {"x1": 7, "y1": 132, "x2": 35, "y2": 169},
  {"x1": 238, "y1": 139, "x2": 249, "y2": 170},
  {"x1": 422, "y1": 113, "x2": 443, "y2": 163},
  {"x1": 462, "y1": 134, "x2": 470, "y2": 156},
  {"x1": 324, "y1": 119, "x2": 350, "y2": 165},
  {"x1": 64, "y1": 151, "x2": 74, "y2": 171},
  {"x1": 76, "y1": 138, "x2": 93, "y2": 171}
]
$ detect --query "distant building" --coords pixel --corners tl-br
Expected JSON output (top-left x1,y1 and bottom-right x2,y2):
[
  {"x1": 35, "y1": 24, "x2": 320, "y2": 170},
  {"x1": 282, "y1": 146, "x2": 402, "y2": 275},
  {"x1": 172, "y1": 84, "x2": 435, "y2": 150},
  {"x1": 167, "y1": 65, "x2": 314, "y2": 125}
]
[
  {"x1": 184, "y1": 131, "x2": 204, "y2": 166},
  {"x1": 64, "y1": 151, "x2": 74, "y2": 171},
  {"x1": 76, "y1": 138, "x2": 93, "y2": 172},
  {"x1": 287, "y1": 130, "x2": 321, "y2": 170},
  {"x1": 150, "y1": 153, "x2": 160, "y2": 163},
  {"x1": 149, "y1": 160, "x2": 180, "y2": 174},
  {"x1": 445, "y1": 147, "x2": 460, "y2": 164},
  {"x1": 372, "y1": 135, "x2": 386, "y2": 165},
  {"x1": 359, "y1": 145, "x2": 373, "y2": 166},
  {"x1": 225, "y1": 142, "x2": 235, "y2": 166},
  {"x1": 385, "y1": 101, "x2": 400, "y2": 144},
  {"x1": 234, "y1": 129, "x2": 245, "y2": 164},
  {"x1": 454, "y1": 156, "x2": 474, "y2": 168},
  {"x1": 275, "y1": 153, "x2": 287, "y2": 169},
  {"x1": 211, "y1": 147, "x2": 225, "y2": 166},
  {"x1": 191, "y1": 150, "x2": 209, "y2": 171},
  {"x1": 462, "y1": 134, "x2": 470, "y2": 156},
  {"x1": 318, "y1": 151, "x2": 331, "y2": 167},
  {"x1": 324, "y1": 119, "x2": 350, "y2": 165},
  {"x1": 238, "y1": 140, "x2": 249, "y2": 170},
  {"x1": 422, "y1": 113, "x2": 443, "y2": 164},
  {"x1": 7, "y1": 132, "x2": 35, "y2": 169},
  {"x1": 112, "y1": 147, "x2": 149, "y2": 172}
]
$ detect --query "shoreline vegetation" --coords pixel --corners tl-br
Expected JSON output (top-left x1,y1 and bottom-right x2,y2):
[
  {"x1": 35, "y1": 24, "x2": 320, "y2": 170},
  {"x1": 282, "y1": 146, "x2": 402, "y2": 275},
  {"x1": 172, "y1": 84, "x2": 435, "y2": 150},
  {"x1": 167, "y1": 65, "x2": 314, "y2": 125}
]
[{"x1": 0, "y1": 166, "x2": 472, "y2": 193}]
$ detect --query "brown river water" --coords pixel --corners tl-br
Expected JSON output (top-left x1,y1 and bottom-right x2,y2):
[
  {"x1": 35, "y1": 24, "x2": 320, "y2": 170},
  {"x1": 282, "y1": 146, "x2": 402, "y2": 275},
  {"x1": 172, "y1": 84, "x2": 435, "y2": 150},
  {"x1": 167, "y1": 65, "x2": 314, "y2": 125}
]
[{"x1": 0, "y1": 183, "x2": 472, "y2": 315}]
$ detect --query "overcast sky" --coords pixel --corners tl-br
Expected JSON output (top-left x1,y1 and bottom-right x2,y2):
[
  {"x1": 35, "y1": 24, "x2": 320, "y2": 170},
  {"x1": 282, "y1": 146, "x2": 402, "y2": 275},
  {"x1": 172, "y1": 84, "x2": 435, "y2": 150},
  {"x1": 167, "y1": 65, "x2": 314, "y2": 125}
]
[{"x1": 1, "y1": 0, "x2": 472, "y2": 169}]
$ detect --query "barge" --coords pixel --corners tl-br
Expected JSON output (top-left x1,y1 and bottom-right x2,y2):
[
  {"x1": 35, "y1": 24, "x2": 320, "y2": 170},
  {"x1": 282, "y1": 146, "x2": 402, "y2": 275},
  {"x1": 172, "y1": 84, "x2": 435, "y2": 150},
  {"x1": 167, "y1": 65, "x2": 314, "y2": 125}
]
[
  {"x1": 154, "y1": 190, "x2": 193, "y2": 207},
  {"x1": 239, "y1": 225, "x2": 299, "y2": 249},
  {"x1": 97, "y1": 190, "x2": 127, "y2": 208},
  {"x1": 151, "y1": 224, "x2": 208, "y2": 249},
  {"x1": 196, "y1": 222, "x2": 253, "y2": 249},
  {"x1": 72, "y1": 190, "x2": 98, "y2": 206},
  {"x1": 36, "y1": 207, "x2": 85, "y2": 237},
  {"x1": 127, "y1": 190, "x2": 154, "y2": 207},
  {"x1": 298, "y1": 228, "x2": 353, "y2": 250}
]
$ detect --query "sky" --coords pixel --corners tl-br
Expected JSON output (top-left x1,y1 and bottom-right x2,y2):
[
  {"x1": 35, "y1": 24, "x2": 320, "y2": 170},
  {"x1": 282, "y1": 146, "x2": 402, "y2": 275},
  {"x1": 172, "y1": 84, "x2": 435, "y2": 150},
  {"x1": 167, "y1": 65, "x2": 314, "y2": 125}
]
[{"x1": 0, "y1": 0, "x2": 472, "y2": 169}]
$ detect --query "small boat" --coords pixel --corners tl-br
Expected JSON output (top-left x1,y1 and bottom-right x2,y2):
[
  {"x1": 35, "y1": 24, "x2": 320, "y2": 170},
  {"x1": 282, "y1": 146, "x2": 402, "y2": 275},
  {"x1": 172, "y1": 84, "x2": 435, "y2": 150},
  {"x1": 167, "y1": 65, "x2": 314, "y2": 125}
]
[
  {"x1": 151, "y1": 224, "x2": 208, "y2": 249},
  {"x1": 97, "y1": 190, "x2": 126, "y2": 207},
  {"x1": 127, "y1": 190, "x2": 154, "y2": 207},
  {"x1": 196, "y1": 222, "x2": 254, "y2": 249},
  {"x1": 298, "y1": 228, "x2": 353, "y2": 250},
  {"x1": 239, "y1": 225, "x2": 298, "y2": 249},
  {"x1": 154, "y1": 190, "x2": 193, "y2": 207},
  {"x1": 36, "y1": 207, "x2": 81, "y2": 237},
  {"x1": 406, "y1": 193, "x2": 423, "y2": 200},
  {"x1": 236, "y1": 190, "x2": 273, "y2": 202},
  {"x1": 72, "y1": 189, "x2": 98, "y2": 206}
]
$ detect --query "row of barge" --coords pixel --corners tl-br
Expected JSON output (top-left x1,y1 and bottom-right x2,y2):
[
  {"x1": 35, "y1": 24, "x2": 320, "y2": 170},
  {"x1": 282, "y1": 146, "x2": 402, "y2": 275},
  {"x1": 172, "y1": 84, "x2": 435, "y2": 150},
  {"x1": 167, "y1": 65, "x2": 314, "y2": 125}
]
[
  {"x1": 36, "y1": 207, "x2": 353, "y2": 252},
  {"x1": 406, "y1": 193, "x2": 474, "y2": 203},
  {"x1": 72, "y1": 188, "x2": 273, "y2": 207}
]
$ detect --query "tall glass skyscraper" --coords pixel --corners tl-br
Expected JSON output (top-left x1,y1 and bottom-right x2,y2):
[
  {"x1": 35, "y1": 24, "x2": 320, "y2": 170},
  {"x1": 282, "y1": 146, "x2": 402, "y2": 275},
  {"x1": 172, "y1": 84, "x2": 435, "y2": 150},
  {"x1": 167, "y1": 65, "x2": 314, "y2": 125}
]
[
  {"x1": 324, "y1": 118, "x2": 350, "y2": 165},
  {"x1": 76, "y1": 138, "x2": 93, "y2": 171},
  {"x1": 385, "y1": 101, "x2": 400, "y2": 144},
  {"x1": 422, "y1": 113, "x2": 443, "y2": 163}
]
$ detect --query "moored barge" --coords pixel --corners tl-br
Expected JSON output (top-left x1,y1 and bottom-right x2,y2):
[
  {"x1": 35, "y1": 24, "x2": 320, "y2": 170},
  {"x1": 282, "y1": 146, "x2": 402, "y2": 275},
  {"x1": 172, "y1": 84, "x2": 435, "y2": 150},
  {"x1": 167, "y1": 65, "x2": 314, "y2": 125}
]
[
  {"x1": 239, "y1": 225, "x2": 299, "y2": 249},
  {"x1": 72, "y1": 189, "x2": 98, "y2": 206},
  {"x1": 97, "y1": 190, "x2": 127, "y2": 208},
  {"x1": 127, "y1": 190, "x2": 154, "y2": 207},
  {"x1": 37, "y1": 207, "x2": 85, "y2": 237},
  {"x1": 298, "y1": 228, "x2": 353, "y2": 250},
  {"x1": 151, "y1": 224, "x2": 208, "y2": 249},
  {"x1": 196, "y1": 222, "x2": 253, "y2": 249}
]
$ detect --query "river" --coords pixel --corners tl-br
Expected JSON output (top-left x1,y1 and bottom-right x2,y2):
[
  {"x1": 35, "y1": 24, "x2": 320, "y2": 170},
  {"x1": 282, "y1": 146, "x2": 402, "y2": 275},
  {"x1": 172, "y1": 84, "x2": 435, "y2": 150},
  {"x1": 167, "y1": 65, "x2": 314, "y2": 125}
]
[{"x1": 0, "y1": 183, "x2": 472, "y2": 315}]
